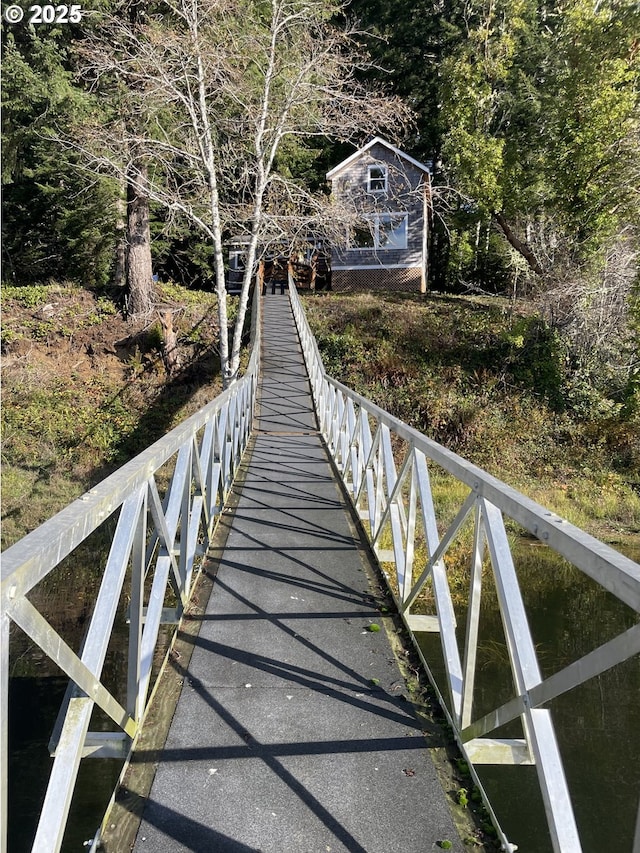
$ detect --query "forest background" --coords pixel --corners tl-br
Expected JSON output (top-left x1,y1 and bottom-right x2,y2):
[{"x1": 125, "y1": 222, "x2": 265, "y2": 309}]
[{"x1": 1, "y1": 0, "x2": 639, "y2": 550}]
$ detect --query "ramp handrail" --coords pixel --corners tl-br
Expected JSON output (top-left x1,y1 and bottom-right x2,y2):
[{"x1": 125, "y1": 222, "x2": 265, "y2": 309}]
[
  {"x1": 0, "y1": 285, "x2": 261, "y2": 853},
  {"x1": 289, "y1": 284, "x2": 640, "y2": 853}
]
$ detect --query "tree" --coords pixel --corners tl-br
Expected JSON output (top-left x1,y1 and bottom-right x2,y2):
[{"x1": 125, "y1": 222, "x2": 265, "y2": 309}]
[
  {"x1": 346, "y1": 0, "x2": 446, "y2": 159},
  {"x1": 72, "y1": 0, "x2": 409, "y2": 384},
  {"x1": 437, "y1": 0, "x2": 640, "y2": 279},
  {"x1": 123, "y1": 0, "x2": 155, "y2": 317},
  {"x1": 437, "y1": 0, "x2": 549, "y2": 276},
  {"x1": 1, "y1": 26, "x2": 118, "y2": 286},
  {"x1": 540, "y1": 0, "x2": 640, "y2": 259},
  {"x1": 0, "y1": 3, "x2": 153, "y2": 307},
  {"x1": 125, "y1": 151, "x2": 154, "y2": 315}
]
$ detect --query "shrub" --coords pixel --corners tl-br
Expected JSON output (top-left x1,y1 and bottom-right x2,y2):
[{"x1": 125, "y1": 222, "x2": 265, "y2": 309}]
[{"x1": 502, "y1": 317, "x2": 566, "y2": 411}]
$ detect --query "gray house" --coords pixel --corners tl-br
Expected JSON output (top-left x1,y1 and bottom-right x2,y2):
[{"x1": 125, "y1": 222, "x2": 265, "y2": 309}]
[{"x1": 326, "y1": 137, "x2": 432, "y2": 293}]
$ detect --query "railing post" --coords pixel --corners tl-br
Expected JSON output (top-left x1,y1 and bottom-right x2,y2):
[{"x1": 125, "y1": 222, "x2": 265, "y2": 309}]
[
  {"x1": 179, "y1": 440, "x2": 193, "y2": 603},
  {"x1": 403, "y1": 457, "x2": 418, "y2": 603},
  {"x1": 201, "y1": 416, "x2": 218, "y2": 537},
  {"x1": 461, "y1": 500, "x2": 484, "y2": 730},
  {"x1": 128, "y1": 488, "x2": 147, "y2": 722},
  {"x1": 1, "y1": 610, "x2": 8, "y2": 853},
  {"x1": 481, "y1": 498, "x2": 581, "y2": 852}
]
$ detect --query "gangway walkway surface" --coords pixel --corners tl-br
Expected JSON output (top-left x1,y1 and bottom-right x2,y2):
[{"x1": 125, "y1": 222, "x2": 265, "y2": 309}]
[{"x1": 131, "y1": 293, "x2": 465, "y2": 852}]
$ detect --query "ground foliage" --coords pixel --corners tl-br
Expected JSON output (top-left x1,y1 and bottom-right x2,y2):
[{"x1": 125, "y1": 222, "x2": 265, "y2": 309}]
[
  {"x1": 302, "y1": 292, "x2": 640, "y2": 548},
  {"x1": 0, "y1": 282, "x2": 226, "y2": 549}
]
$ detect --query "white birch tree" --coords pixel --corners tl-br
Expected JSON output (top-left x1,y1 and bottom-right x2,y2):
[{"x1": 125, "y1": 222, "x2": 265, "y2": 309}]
[{"x1": 75, "y1": 0, "x2": 410, "y2": 384}]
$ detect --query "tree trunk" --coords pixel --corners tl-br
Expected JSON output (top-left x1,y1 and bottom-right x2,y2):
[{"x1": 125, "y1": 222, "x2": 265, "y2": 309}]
[
  {"x1": 158, "y1": 309, "x2": 180, "y2": 374},
  {"x1": 126, "y1": 161, "x2": 153, "y2": 316},
  {"x1": 113, "y1": 191, "x2": 127, "y2": 290},
  {"x1": 494, "y1": 212, "x2": 545, "y2": 276}
]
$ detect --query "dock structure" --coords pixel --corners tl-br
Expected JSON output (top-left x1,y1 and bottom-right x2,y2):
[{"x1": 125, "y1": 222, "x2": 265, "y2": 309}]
[
  {"x1": 5, "y1": 281, "x2": 640, "y2": 853},
  {"x1": 130, "y1": 293, "x2": 465, "y2": 852}
]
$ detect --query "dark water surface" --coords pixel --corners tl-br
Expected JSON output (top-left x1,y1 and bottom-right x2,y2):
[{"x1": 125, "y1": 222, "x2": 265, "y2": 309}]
[
  {"x1": 418, "y1": 541, "x2": 640, "y2": 852},
  {"x1": 8, "y1": 678, "x2": 123, "y2": 852},
  {"x1": 8, "y1": 540, "x2": 640, "y2": 852}
]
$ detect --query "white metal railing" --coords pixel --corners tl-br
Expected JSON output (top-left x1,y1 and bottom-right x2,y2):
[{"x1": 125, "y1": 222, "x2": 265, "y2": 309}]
[
  {"x1": 290, "y1": 284, "x2": 640, "y2": 853},
  {"x1": 0, "y1": 285, "x2": 261, "y2": 853}
]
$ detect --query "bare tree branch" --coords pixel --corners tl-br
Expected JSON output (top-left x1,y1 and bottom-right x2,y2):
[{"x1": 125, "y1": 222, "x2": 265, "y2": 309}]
[{"x1": 68, "y1": 0, "x2": 411, "y2": 384}]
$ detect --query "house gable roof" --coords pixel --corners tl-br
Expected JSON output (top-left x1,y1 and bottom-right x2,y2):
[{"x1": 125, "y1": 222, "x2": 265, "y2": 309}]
[{"x1": 326, "y1": 136, "x2": 431, "y2": 180}]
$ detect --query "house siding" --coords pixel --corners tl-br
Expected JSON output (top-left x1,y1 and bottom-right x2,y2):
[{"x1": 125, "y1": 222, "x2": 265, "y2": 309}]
[{"x1": 328, "y1": 141, "x2": 429, "y2": 293}]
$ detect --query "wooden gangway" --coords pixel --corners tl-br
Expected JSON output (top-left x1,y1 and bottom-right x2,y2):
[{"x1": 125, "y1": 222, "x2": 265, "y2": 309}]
[{"x1": 122, "y1": 292, "x2": 466, "y2": 851}]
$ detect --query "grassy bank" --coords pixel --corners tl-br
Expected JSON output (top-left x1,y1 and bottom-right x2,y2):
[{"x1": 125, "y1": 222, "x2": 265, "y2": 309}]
[
  {"x1": 3, "y1": 285, "x2": 637, "y2": 554},
  {"x1": 301, "y1": 291, "x2": 640, "y2": 552},
  {"x1": 1, "y1": 282, "x2": 225, "y2": 549}
]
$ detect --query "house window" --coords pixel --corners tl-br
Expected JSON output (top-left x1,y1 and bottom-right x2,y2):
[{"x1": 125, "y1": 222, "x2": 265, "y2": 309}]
[
  {"x1": 351, "y1": 223, "x2": 375, "y2": 249},
  {"x1": 367, "y1": 165, "x2": 388, "y2": 193},
  {"x1": 229, "y1": 250, "x2": 245, "y2": 272},
  {"x1": 349, "y1": 213, "x2": 408, "y2": 250},
  {"x1": 378, "y1": 214, "x2": 407, "y2": 249}
]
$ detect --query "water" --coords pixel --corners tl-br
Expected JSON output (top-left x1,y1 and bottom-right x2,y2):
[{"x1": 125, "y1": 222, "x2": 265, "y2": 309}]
[
  {"x1": 6, "y1": 526, "x2": 130, "y2": 853},
  {"x1": 8, "y1": 678, "x2": 123, "y2": 852},
  {"x1": 418, "y1": 539, "x2": 640, "y2": 852},
  {"x1": 7, "y1": 537, "x2": 639, "y2": 852}
]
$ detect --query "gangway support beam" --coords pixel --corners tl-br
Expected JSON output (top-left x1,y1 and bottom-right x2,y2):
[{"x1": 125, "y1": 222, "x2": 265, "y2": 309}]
[{"x1": 465, "y1": 738, "x2": 534, "y2": 765}]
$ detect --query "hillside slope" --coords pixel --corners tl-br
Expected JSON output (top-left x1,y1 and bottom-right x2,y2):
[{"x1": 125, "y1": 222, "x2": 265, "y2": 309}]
[
  {"x1": 302, "y1": 291, "x2": 640, "y2": 553},
  {"x1": 2, "y1": 285, "x2": 638, "y2": 555},
  {"x1": 1, "y1": 282, "x2": 224, "y2": 549}
]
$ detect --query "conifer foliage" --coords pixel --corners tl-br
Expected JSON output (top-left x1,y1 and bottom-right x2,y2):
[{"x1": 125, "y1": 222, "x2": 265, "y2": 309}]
[{"x1": 1, "y1": 23, "x2": 118, "y2": 286}]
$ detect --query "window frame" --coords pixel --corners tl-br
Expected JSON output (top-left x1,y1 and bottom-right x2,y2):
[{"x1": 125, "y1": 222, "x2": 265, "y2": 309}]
[
  {"x1": 348, "y1": 213, "x2": 408, "y2": 251},
  {"x1": 367, "y1": 164, "x2": 388, "y2": 194}
]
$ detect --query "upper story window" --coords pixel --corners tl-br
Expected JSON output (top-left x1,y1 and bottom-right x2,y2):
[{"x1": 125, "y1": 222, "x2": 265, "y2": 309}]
[{"x1": 367, "y1": 164, "x2": 388, "y2": 194}]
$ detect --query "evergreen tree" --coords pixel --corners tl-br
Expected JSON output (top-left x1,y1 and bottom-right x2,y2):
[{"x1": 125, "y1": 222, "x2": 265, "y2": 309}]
[
  {"x1": 438, "y1": 0, "x2": 640, "y2": 279},
  {"x1": 541, "y1": 0, "x2": 640, "y2": 259},
  {"x1": 1, "y1": 24, "x2": 118, "y2": 286}
]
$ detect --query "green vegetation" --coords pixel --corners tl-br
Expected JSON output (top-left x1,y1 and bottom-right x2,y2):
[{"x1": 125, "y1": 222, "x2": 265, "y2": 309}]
[
  {"x1": 303, "y1": 292, "x2": 640, "y2": 548},
  {"x1": 2, "y1": 23, "x2": 118, "y2": 287},
  {"x1": 457, "y1": 788, "x2": 469, "y2": 808},
  {"x1": 349, "y1": 0, "x2": 640, "y2": 299},
  {"x1": 1, "y1": 282, "x2": 223, "y2": 549}
]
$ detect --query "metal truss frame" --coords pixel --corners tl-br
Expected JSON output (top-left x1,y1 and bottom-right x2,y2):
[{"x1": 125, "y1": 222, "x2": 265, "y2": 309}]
[{"x1": 290, "y1": 284, "x2": 640, "y2": 853}]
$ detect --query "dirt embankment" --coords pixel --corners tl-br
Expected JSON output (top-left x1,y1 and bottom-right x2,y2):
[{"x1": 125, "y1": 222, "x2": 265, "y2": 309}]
[{"x1": 1, "y1": 282, "x2": 223, "y2": 548}]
